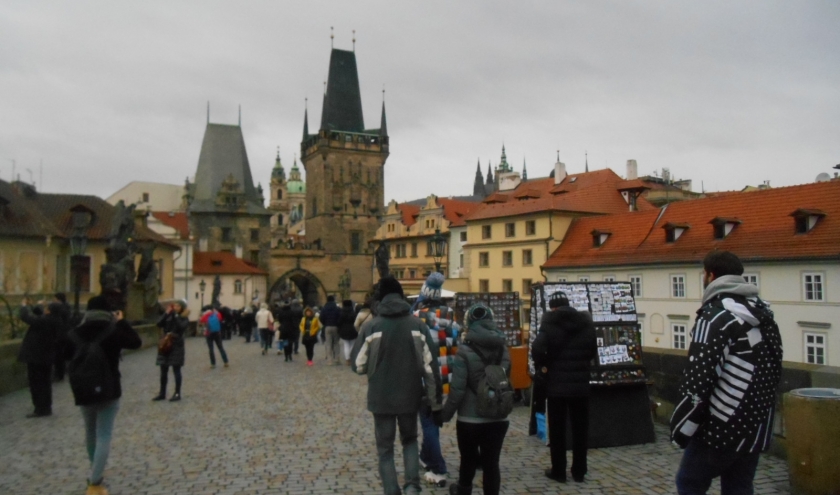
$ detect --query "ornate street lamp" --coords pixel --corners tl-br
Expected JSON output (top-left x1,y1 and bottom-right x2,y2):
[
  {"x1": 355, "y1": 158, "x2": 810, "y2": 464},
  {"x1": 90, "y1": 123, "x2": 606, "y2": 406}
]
[
  {"x1": 429, "y1": 228, "x2": 447, "y2": 274},
  {"x1": 199, "y1": 279, "x2": 206, "y2": 308},
  {"x1": 69, "y1": 206, "x2": 93, "y2": 316}
]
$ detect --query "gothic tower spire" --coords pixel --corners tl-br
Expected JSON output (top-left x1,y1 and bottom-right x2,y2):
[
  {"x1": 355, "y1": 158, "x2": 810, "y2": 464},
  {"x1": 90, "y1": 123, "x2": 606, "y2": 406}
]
[
  {"x1": 302, "y1": 99, "x2": 309, "y2": 140},
  {"x1": 473, "y1": 158, "x2": 485, "y2": 197}
]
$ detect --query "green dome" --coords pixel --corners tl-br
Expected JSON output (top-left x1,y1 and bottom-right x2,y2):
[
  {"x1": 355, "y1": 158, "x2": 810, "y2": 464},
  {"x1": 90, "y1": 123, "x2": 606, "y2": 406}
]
[{"x1": 288, "y1": 181, "x2": 306, "y2": 193}]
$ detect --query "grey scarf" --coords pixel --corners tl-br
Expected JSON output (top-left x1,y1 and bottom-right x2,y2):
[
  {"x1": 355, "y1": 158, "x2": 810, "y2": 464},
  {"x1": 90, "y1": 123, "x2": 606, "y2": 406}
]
[{"x1": 701, "y1": 274, "x2": 759, "y2": 305}]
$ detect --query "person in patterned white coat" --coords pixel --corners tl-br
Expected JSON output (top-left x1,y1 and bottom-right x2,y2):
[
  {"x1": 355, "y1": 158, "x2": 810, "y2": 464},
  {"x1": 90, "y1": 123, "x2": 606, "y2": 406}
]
[{"x1": 670, "y1": 251, "x2": 783, "y2": 495}]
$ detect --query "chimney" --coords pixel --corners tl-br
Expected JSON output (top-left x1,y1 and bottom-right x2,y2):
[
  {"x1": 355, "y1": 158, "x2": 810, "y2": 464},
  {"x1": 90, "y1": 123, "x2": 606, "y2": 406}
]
[
  {"x1": 554, "y1": 161, "x2": 567, "y2": 185},
  {"x1": 626, "y1": 159, "x2": 638, "y2": 180},
  {"x1": 662, "y1": 168, "x2": 671, "y2": 184}
]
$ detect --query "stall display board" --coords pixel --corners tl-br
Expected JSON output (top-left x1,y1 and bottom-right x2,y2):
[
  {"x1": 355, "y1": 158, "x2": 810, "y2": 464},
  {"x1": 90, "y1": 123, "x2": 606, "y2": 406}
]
[
  {"x1": 454, "y1": 292, "x2": 521, "y2": 346},
  {"x1": 529, "y1": 282, "x2": 647, "y2": 385}
]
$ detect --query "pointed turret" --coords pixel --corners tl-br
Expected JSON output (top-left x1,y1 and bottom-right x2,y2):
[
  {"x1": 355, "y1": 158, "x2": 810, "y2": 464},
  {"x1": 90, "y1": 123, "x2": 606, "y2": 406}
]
[
  {"x1": 473, "y1": 158, "x2": 485, "y2": 197},
  {"x1": 272, "y1": 147, "x2": 286, "y2": 181},
  {"x1": 320, "y1": 49, "x2": 365, "y2": 132},
  {"x1": 497, "y1": 145, "x2": 512, "y2": 173},
  {"x1": 522, "y1": 157, "x2": 528, "y2": 180},
  {"x1": 486, "y1": 162, "x2": 494, "y2": 185},
  {"x1": 379, "y1": 100, "x2": 388, "y2": 137},
  {"x1": 585, "y1": 151, "x2": 589, "y2": 173},
  {"x1": 302, "y1": 105, "x2": 309, "y2": 141}
]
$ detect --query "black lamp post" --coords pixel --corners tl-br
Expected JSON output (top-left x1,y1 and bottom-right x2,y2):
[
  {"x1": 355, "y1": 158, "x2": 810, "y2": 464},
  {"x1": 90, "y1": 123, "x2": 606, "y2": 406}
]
[
  {"x1": 430, "y1": 228, "x2": 447, "y2": 274},
  {"x1": 199, "y1": 279, "x2": 206, "y2": 309},
  {"x1": 69, "y1": 207, "x2": 92, "y2": 316}
]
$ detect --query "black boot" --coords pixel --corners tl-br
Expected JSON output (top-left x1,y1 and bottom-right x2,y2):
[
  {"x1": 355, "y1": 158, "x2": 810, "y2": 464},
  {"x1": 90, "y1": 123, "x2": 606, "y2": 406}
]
[{"x1": 449, "y1": 483, "x2": 472, "y2": 495}]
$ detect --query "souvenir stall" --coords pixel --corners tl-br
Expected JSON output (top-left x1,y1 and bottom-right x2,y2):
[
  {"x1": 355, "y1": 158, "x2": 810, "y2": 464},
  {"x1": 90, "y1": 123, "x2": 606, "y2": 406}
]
[
  {"x1": 453, "y1": 292, "x2": 532, "y2": 395},
  {"x1": 528, "y1": 281, "x2": 655, "y2": 448}
]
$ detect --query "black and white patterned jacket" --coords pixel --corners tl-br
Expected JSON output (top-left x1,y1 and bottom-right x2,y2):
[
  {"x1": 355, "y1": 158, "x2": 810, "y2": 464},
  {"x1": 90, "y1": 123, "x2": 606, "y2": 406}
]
[{"x1": 670, "y1": 293, "x2": 783, "y2": 453}]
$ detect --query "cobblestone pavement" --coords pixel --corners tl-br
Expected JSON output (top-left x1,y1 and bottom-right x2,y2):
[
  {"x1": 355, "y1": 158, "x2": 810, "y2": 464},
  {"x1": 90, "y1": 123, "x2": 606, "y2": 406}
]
[{"x1": 0, "y1": 336, "x2": 791, "y2": 494}]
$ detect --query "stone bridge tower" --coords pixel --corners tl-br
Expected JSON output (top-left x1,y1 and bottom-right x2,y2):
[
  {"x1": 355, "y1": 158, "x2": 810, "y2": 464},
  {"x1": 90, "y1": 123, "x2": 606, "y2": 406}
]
[{"x1": 300, "y1": 48, "x2": 389, "y2": 254}]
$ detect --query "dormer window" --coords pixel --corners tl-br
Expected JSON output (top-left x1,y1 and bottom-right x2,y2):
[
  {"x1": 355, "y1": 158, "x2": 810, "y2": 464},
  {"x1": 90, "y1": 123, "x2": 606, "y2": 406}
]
[
  {"x1": 790, "y1": 209, "x2": 825, "y2": 234},
  {"x1": 710, "y1": 217, "x2": 741, "y2": 240},
  {"x1": 591, "y1": 229, "x2": 612, "y2": 247},
  {"x1": 663, "y1": 222, "x2": 689, "y2": 243}
]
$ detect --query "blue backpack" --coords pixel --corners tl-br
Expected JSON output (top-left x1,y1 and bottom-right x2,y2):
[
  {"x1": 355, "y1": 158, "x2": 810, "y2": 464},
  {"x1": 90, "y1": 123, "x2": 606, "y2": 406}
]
[{"x1": 207, "y1": 311, "x2": 221, "y2": 333}]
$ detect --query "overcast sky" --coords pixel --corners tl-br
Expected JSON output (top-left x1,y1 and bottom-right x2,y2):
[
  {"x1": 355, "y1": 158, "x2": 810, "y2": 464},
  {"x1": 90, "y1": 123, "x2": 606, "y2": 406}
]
[{"x1": 2, "y1": 1, "x2": 839, "y2": 204}]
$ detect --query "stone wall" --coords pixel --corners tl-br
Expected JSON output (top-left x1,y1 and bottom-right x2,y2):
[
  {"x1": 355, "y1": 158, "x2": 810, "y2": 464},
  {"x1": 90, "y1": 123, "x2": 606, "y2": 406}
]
[{"x1": 0, "y1": 323, "x2": 163, "y2": 397}]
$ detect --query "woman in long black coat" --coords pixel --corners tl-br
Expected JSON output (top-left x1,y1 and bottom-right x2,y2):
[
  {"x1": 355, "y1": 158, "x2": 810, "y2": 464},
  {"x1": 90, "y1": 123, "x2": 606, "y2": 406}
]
[
  {"x1": 17, "y1": 299, "x2": 62, "y2": 417},
  {"x1": 153, "y1": 300, "x2": 189, "y2": 401},
  {"x1": 277, "y1": 303, "x2": 298, "y2": 362}
]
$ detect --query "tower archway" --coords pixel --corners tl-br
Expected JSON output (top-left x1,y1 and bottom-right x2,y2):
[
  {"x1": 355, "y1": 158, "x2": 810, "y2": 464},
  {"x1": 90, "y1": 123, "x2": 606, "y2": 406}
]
[{"x1": 269, "y1": 269, "x2": 327, "y2": 308}]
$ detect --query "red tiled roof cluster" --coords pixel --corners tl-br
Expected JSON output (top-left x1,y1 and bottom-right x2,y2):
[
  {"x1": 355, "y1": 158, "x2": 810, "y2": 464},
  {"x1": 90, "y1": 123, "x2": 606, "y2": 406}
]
[
  {"x1": 395, "y1": 198, "x2": 480, "y2": 228},
  {"x1": 193, "y1": 251, "x2": 267, "y2": 275},
  {"x1": 151, "y1": 211, "x2": 190, "y2": 240},
  {"x1": 543, "y1": 180, "x2": 840, "y2": 269},
  {"x1": 466, "y1": 170, "x2": 654, "y2": 222}
]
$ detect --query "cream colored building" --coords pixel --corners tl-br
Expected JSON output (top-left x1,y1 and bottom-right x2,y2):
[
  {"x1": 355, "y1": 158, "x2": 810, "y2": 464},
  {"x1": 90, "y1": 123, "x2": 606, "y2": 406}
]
[
  {"x1": 1, "y1": 180, "x2": 178, "y2": 311},
  {"x1": 372, "y1": 195, "x2": 477, "y2": 294},
  {"x1": 543, "y1": 179, "x2": 840, "y2": 365},
  {"x1": 106, "y1": 181, "x2": 186, "y2": 213}
]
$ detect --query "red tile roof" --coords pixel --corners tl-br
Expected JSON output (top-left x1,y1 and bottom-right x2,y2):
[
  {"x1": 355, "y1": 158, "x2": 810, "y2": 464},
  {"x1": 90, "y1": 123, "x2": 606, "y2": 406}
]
[
  {"x1": 438, "y1": 198, "x2": 480, "y2": 227},
  {"x1": 398, "y1": 203, "x2": 421, "y2": 227},
  {"x1": 193, "y1": 251, "x2": 267, "y2": 275},
  {"x1": 151, "y1": 211, "x2": 190, "y2": 240},
  {"x1": 543, "y1": 180, "x2": 840, "y2": 269},
  {"x1": 466, "y1": 170, "x2": 654, "y2": 222}
]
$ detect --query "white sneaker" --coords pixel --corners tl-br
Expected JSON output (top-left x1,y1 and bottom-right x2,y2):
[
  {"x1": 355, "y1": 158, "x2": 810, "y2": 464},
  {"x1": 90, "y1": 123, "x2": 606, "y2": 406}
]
[{"x1": 423, "y1": 471, "x2": 447, "y2": 487}]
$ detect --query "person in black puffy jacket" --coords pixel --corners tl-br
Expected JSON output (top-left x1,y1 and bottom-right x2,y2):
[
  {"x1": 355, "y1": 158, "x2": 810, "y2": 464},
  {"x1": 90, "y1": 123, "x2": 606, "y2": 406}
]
[
  {"x1": 64, "y1": 295, "x2": 141, "y2": 494},
  {"x1": 531, "y1": 292, "x2": 597, "y2": 484},
  {"x1": 18, "y1": 298, "x2": 62, "y2": 418}
]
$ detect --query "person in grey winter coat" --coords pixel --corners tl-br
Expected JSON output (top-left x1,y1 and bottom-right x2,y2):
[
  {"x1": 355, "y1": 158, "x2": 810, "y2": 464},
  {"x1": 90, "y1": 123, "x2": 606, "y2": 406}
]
[
  {"x1": 153, "y1": 300, "x2": 189, "y2": 401},
  {"x1": 442, "y1": 303, "x2": 511, "y2": 495},
  {"x1": 531, "y1": 293, "x2": 597, "y2": 483},
  {"x1": 351, "y1": 276, "x2": 442, "y2": 495}
]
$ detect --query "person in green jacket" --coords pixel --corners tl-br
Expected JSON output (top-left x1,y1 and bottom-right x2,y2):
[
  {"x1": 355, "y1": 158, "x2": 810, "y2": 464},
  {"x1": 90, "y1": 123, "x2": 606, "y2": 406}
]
[{"x1": 351, "y1": 276, "x2": 442, "y2": 495}]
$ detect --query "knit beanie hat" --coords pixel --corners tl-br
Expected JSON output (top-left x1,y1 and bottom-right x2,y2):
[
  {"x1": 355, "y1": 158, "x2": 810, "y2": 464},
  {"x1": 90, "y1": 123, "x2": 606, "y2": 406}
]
[
  {"x1": 87, "y1": 295, "x2": 112, "y2": 312},
  {"x1": 377, "y1": 276, "x2": 404, "y2": 300},
  {"x1": 548, "y1": 292, "x2": 570, "y2": 309},
  {"x1": 464, "y1": 303, "x2": 494, "y2": 327},
  {"x1": 419, "y1": 272, "x2": 445, "y2": 302}
]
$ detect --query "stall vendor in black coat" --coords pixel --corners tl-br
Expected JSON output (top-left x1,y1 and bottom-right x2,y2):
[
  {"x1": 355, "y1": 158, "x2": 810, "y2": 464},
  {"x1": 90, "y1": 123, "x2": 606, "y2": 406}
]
[
  {"x1": 531, "y1": 292, "x2": 597, "y2": 483},
  {"x1": 18, "y1": 298, "x2": 63, "y2": 418}
]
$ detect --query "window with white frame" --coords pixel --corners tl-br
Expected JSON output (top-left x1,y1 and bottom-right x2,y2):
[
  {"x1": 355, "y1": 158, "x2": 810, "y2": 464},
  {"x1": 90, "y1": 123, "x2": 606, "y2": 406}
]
[
  {"x1": 803, "y1": 272, "x2": 824, "y2": 301},
  {"x1": 629, "y1": 275, "x2": 642, "y2": 297},
  {"x1": 671, "y1": 274, "x2": 686, "y2": 298},
  {"x1": 672, "y1": 324, "x2": 687, "y2": 350},
  {"x1": 743, "y1": 273, "x2": 759, "y2": 288},
  {"x1": 603, "y1": 275, "x2": 616, "y2": 282},
  {"x1": 234, "y1": 279, "x2": 243, "y2": 294},
  {"x1": 579, "y1": 276, "x2": 590, "y2": 282},
  {"x1": 804, "y1": 333, "x2": 826, "y2": 364}
]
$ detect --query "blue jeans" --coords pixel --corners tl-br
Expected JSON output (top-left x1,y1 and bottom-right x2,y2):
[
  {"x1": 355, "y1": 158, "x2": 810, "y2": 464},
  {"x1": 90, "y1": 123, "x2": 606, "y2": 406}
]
[
  {"x1": 676, "y1": 438, "x2": 762, "y2": 495},
  {"x1": 419, "y1": 408, "x2": 447, "y2": 474},
  {"x1": 373, "y1": 412, "x2": 420, "y2": 495},
  {"x1": 205, "y1": 332, "x2": 228, "y2": 365},
  {"x1": 80, "y1": 399, "x2": 120, "y2": 485}
]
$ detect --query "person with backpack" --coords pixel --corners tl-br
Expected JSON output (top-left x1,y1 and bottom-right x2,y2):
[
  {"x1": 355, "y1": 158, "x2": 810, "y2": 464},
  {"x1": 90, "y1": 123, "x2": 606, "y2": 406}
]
[
  {"x1": 64, "y1": 295, "x2": 141, "y2": 495},
  {"x1": 154, "y1": 300, "x2": 191, "y2": 401},
  {"x1": 299, "y1": 306, "x2": 321, "y2": 366},
  {"x1": 442, "y1": 303, "x2": 512, "y2": 495},
  {"x1": 17, "y1": 298, "x2": 62, "y2": 418},
  {"x1": 276, "y1": 302, "x2": 297, "y2": 362},
  {"x1": 337, "y1": 299, "x2": 358, "y2": 365},
  {"x1": 671, "y1": 251, "x2": 783, "y2": 495},
  {"x1": 199, "y1": 305, "x2": 229, "y2": 368},
  {"x1": 531, "y1": 292, "x2": 597, "y2": 484}
]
